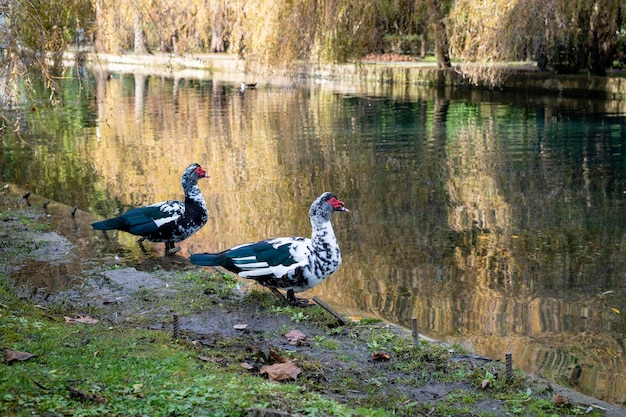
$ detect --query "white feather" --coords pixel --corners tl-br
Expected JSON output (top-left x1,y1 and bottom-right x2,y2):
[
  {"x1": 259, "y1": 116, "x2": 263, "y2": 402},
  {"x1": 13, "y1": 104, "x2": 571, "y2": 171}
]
[
  {"x1": 238, "y1": 261, "x2": 270, "y2": 269},
  {"x1": 153, "y1": 215, "x2": 179, "y2": 228},
  {"x1": 233, "y1": 255, "x2": 257, "y2": 262}
]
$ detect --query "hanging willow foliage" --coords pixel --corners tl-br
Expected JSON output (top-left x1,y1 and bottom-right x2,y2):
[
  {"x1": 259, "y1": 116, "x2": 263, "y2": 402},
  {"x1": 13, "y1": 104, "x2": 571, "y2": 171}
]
[
  {"x1": 448, "y1": 0, "x2": 624, "y2": 86},
  {"x1": 93, "y1": 0, "x2": 215, "y2": 54},
  {"x1": 0, "y1": 0, "x2": 94, "y2": 112},
  {"x1": 91, "y1": 0, "x2": 401, "y2": 66},
  {"x1": 311, "y1": 0, "x2": 379, "y2": 63}
]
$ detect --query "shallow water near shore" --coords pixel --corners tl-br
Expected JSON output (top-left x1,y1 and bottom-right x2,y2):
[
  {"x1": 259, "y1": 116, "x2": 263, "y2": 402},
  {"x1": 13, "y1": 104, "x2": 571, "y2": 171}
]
[{"x1": 1, "y1": 62, "x2": 625, "y2": 407}]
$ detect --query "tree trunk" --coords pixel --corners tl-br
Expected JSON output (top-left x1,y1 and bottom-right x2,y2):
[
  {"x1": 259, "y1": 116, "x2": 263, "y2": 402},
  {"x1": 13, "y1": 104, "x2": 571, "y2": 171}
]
[
  {"x1": 419, "y1": 22, "x2": 428, "y2": 59},
  {"x1": 588, "y1": 1, "x2": 610, "y2": 76},
  {"x1": 428, "y1": 0, "x2": 451, "y2": 69},
  {"x1": 134, "y1": 12, "x2": 148, "y2": 54},
  {"x1": 210, "y1": 20, "x2": 225, "y2": 52},
  {"x1": 93, "y1": 0, "x2": 106, "y2": 52},
  {"x1": 210, "y1": 5, "x2": 227, "y2": 53}
]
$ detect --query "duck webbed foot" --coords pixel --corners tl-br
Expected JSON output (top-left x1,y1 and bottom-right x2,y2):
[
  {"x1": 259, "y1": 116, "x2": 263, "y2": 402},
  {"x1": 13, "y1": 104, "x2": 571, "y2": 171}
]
[{"x1": 286, "y1": 289, "x2": 311, "y2": 307}]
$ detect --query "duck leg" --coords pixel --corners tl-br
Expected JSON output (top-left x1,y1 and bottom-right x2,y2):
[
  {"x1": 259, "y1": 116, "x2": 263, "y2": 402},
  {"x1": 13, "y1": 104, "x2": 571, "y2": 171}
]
[
  {"x1": 164, "y1": 241, "x2": 181, "y2": 255},
  {"x1": 270, "y1": 288, "x2": 289, "y2": 305},
  {"x1": 137, "y1": 237, "x2": 148, "y2": 254}
]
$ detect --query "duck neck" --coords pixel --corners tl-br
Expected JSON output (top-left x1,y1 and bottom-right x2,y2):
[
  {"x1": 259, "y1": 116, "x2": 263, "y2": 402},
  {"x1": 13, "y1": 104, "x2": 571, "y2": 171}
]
[
  {"x1": 311, "y1": 217, "x2": 337, "y2": 249},
  {"x1": 183, "y1": 181, "x2": 205, "y2": 206}
]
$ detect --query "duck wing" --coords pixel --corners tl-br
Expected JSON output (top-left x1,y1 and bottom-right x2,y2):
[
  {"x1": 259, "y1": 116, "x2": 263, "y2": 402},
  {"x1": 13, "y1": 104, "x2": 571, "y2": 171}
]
[
  {"x1": 92, "y1": 200, "x2": 184, "y2": 237},
  {"x1": 190, "y1": 237, "x2": 310, "y2": 280}
]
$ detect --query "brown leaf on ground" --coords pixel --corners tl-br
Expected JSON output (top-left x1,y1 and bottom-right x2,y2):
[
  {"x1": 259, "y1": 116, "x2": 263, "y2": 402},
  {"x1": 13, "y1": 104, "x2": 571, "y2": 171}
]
[
  {"x1": 67, "y1": 386, "x2": 108, "y2": 403},
  {"x1": 260, "y1": 360, "x2": 301, "y2": 381},
  {"x1": 198, "y1": 356, "x2": 224, "y2": 363},
  {"x1": 285, "y1": 329, "x2": 307, "y2": 345},
  {"x1": 553, "y1": 392, "x2": 568, "y2": 404},
  {"x1": 240, "y1": 362, "x2": 255, "y2": 370},
  {"x1": 3, "y1": 349, "x2": 36, "y2": 364},
  {"x1": 372, "y1": 351, "x2": 391, "y2": 361},
  {"x1": 64, "y1": 314, "x2": 99, "y2": 325},
  {"x1": 481, "y1": 379, "x2": 490, "y2": 389}
]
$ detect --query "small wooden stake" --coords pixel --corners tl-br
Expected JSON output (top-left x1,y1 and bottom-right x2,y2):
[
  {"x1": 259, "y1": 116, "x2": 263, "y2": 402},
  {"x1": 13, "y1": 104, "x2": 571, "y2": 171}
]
[
  {"x1": 313, "y1": 296, "x2": 346, "y2": 326},
  {"x1": 173, "y1": 314, "x2": 180, "y2": 340},
  {"x1": 411, "y1": 317, "x2": 420, "y2": 349},
  {"x1": 505, "y1": 352, "x2": 513, "y2": 382}
]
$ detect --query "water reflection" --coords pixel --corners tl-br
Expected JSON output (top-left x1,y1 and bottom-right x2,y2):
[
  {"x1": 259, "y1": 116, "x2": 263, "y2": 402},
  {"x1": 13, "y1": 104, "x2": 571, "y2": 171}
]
[{"x1": 0, "y1": 64, "x2": 625, "y2": 406}]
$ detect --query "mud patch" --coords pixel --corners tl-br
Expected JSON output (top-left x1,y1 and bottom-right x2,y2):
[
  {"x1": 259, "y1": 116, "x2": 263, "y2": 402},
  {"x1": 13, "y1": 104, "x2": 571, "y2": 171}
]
[
  {"x1": 102, "y1": 267, "x2": 169, "y2": 292},
  {"x1": 182, "y1": 304, "x2": 292, "y2": 338},
  {"x1": 411, "y1": 384, "x2": 460, "y2": 401},
  {"x1": 27, "y1": 232, "x2": 73, "y2": 264}
]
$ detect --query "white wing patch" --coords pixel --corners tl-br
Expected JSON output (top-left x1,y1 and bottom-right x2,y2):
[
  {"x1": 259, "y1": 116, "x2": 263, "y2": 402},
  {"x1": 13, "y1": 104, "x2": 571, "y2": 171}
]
[
  {"x1": 160, "y1": 201, "x2": 184, "y2": 214},
  {"x1": 239, "y1": 263, "x2": 302, "y2": 278},
  {"x1": 238, "y1": 261, "x2": 271, "y2": 269},
  {"x1": 153, "y1": 214, "x2": 179, "y2": 228},
  {"x1": 233, "y1": 256, "x2": 257, "y2": 262},
  {"x1": 150, "y1": 201, "x2": 183, "y2": 227}
]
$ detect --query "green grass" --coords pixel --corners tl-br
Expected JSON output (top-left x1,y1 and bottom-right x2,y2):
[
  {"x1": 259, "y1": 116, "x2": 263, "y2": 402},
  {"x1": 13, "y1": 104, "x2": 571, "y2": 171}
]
[
  {"x1": 0, "y1": 283, "x2": 384, "y2": 417},
  {"x1": 0, "y1": 210, "x2": 51, "y2": 232},
  {"x1": 0, "y1": 274, "x2": 607, "y2": 417}
]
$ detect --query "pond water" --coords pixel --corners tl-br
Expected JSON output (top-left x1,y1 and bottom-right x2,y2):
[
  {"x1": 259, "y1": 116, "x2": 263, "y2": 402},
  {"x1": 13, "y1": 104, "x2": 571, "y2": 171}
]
[{"x1": 1, "y1": 62, "x2": 625, "y2": 406}]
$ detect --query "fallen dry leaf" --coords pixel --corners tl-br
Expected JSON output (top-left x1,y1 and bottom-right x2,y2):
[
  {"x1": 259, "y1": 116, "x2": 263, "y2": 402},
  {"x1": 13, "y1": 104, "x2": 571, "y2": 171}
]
[
  {"x1": 67, "y1": 386, "x2": 108, "y2": 403},
  {"x1": 481, "y1": 379, "x2": 490, "y2": 389},
  {"x1": 64, "y1": 314, "x2": 99, "y2": 325},
  {"x1": 372, "y1": 351, "x2": 391, "y2": 361},
  {"x1": 269, "y1": 350, "x2": 289, "y2": 363},
  {"x1": 197, "y1": 356, "x2": 224, "y2": 363},
  {"x1": 240, "y1": 362, "x2": 255, "y2": 370},
  {"x1": 3, "y1": 349, "x2": 36, "y2": 364},
  {"x1": 610, "y1": 307, "x2": 620, "y2": 315},
  {"x1": 260, "y1": 361, "x2": 301, "y2": 382},
  {"x1": 285, "y1": 329, "x2": 307, "y2": 345},
  {"x1": 553, "y1": 392, "x2": 568, "y2": 404}
]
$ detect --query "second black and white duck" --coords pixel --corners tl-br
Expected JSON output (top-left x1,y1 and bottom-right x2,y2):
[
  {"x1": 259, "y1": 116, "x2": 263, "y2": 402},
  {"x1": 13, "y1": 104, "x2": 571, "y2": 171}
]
[{"x1": 189, "y1": 192, "x2": 349, "y2": 305}]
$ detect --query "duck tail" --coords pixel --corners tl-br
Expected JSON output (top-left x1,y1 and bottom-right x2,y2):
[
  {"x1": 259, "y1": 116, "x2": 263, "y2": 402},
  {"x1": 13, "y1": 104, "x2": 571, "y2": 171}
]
[
  {"x1": 189, "y1": 253, "x2": 221, "y2": 266},
  {"x1": 91, "y1": 217, "x2": 126, "y2": 231}
]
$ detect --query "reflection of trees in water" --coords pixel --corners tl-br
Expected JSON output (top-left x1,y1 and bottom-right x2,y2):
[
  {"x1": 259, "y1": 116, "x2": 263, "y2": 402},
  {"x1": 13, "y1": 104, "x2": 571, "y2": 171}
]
[{"x1": 313, "y1": 96, "x2": 625, "y2": 405}]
